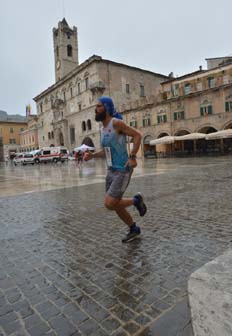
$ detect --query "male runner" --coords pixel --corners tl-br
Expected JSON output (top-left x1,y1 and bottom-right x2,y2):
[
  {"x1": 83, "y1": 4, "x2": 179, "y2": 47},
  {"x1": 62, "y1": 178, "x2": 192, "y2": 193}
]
[{"x1": 84, "y1": 96, "x2": 147, "y2": 242}]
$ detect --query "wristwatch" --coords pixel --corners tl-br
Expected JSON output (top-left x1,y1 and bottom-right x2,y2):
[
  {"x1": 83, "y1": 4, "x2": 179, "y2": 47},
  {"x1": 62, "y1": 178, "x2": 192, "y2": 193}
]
[{"x1": 129, "y1": 154, "x2": 137, "y2": 159}]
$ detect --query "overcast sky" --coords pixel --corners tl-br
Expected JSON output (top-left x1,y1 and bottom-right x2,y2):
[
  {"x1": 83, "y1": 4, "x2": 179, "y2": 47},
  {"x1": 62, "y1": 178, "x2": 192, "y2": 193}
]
[{"x1": 1, "y1": 0, "x2": 232, "y2": 116}]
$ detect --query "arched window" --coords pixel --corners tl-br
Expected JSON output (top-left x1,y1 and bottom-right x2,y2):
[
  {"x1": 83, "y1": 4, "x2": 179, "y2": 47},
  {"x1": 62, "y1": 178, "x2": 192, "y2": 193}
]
[
  {"x1": 48, "y1": 132, "x2": 51, "y2": 139},
  {"x1": 67, "y1": 45, "x2": 72, "y2": 57},
  {"x1": 200, "y1": 100, "x2": 213, "y2": 116},
  {"x1": 50, "y1": 95, "x2": 54, "y2": 107},
  {"x1": 85, "y1": 77, "x2": 89, "y2": 90},
  {"x1": 56, "y1": 46, "x2": 59, "y2": 57},
  {"x1": 82, "y1": 121, "x2": 86, "y2": 132},
  {"x1": 87, "y1": 119, "x2": 92, "y2": 130},
  {"x1": 51, "y1": 131, "x2": 54, "y2": 139}
]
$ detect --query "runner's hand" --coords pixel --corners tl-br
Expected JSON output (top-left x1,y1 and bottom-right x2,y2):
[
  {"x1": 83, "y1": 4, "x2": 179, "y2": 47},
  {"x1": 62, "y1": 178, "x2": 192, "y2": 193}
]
[
  {"x1": 83, "y1": 152, "x2": 92, "y2": 161},
  {"x1": 125, "y1": 158, "x2": 137, "y2": 168}
]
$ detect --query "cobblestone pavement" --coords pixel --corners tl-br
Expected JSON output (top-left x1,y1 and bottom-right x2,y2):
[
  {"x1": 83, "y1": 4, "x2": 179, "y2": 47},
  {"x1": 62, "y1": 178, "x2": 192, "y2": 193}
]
[{"x1": 1, "y1": 156, "x2": 232, "y2": 336}]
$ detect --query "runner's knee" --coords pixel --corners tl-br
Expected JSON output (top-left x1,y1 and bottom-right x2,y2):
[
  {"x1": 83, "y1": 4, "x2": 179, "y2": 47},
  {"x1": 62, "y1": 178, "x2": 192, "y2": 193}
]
[
  {"x1": 104, "y1": 200, "x2": 115, "y2": 210},
  {"x1": 104, "y1": 198, "x2": 119, "y2": 210}
]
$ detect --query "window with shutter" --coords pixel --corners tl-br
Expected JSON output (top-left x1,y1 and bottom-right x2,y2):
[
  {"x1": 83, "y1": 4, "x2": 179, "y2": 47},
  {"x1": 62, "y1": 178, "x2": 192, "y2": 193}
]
[
  {"x1": 130, "y1": 121, "x2": 137, "y2": 128},
  {"x1": 208, "y1": 105, "x2": 212, "y2": 114},
  {"x1": 225, "y1": 101, "x2": 230, "y2": 112},
  {"x1": 225, "y1": 101, "x2": 232, "y2": 112},
  {"x1": 200, "y1": 104, "x2": 213, "y2": 116}
]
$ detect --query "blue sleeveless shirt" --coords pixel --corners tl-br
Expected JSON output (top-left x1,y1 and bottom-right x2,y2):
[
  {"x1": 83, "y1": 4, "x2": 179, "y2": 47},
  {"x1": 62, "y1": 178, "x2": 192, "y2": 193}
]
[{"x1": 101, "y1": 118, "x2": 128, "y2": 171}]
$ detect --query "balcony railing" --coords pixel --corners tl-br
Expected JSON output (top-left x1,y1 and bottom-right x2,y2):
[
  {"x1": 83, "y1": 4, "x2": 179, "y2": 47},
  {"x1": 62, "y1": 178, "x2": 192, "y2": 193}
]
[{"x1": 89, "y1": 81, "x2": 106, "y2": 93}]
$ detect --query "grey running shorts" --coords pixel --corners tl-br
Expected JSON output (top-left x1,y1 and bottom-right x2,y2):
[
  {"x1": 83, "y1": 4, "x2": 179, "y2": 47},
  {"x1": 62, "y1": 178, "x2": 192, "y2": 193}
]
[{"x1": 106, "y1": 168, "x2": 133, "y2": 199}]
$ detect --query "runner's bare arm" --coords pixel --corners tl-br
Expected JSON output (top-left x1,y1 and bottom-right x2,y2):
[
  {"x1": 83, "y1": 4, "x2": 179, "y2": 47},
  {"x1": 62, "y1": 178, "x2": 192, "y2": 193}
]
[
  {"x1": 93, "y1": 149, "x2": 104, "y2": 158},
  {"x1": 113, "y1": 119, "x2": 142, "y2": 155},
  {"x1": 84, "y1": 149, "x2": 104, "y2": 161}
]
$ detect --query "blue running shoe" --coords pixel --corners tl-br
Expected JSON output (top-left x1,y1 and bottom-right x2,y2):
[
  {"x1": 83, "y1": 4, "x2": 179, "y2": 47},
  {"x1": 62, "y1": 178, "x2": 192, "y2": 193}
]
[
  {"x1": 134, "y1": 193, "x2": 147, "y2": 217},
  {"x1": 122, "y1": 225, "x2": 141, "y2": 243}
]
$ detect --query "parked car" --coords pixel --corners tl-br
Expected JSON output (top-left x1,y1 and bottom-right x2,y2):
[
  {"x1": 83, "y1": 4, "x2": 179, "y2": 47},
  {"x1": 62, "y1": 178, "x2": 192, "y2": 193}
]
[
  {"x1": 34, "y1": 146, "x2": 69, "y2": 164},
  {"x1": 144, "y1": 150, "x2": 157, "y2": 158},
  {"x1": 13, "y1": 153, "x2": 35, "y2": 166}
]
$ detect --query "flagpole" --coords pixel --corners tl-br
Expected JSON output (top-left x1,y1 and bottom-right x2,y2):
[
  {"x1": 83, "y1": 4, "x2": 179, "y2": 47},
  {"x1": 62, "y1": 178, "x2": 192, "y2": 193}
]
[{"x1": 62, "y1": 0, "x2": 65, "y2": 17}]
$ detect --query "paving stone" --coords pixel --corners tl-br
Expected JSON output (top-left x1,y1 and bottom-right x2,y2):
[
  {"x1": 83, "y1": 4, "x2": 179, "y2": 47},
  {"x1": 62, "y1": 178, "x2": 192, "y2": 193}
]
[
  {"x1": 53, "y1": 292, "x2": 71, "y2": 307},
  {"x1": 27, "y1": 293, "x2": 46, "y2": 305},
  {"x1": 35, "y1": 300, "x2": 56, "y2": 314},
  {"x1": 23, "y1": 313, "x2": 44, "y2": 329},
  {"x1": 144, "y1": 306, "x2": 162, "y2": 320},
  {"x1": 78, "y1": 318, "x2": 100, "y2": 336},
  {"x1": 18, "y1": 304, "x2": 35, "y2": 319},
  {"x1": 151, "y1": 299, "x2": 171, "y2": 312},
  {"x1": 62, "y1": 302, "x2": 89, "y2": 325},
  {"x1": 93, "y1": 293, "x2": 118, "y2": 309},
  {"x1": 70, "y1": 332, "x2": 82, "y2": 336},
  {"x1": 26, "y1": 321, "x2": 51, "y2": 336},
  {"x1": 0, "y1": 311, "x2": 18, "y2": 325},
  {"x1": 5, "y1": 288, "x2": 22, "y2": 304},
  {"x1": 9, "y1": 331, "x2": 29, "y2": 336},
  {"x1": 0, "y1": 304, "x2": 13, "y2": 317},
  {"x1": 0, "y1": 277, "x2": 15, "y2": 290},
  {"x1": 2, "y1": 319, "x2": 23, "y2": 335},
  {"x1": 101, "y1": 315, "x2": 122, "y2": 333},
  {"x1": 49, "y1": 314, "x2": 77, "y2": 336},
  {"x1": 0, "y1": 296, "x2": 7, "y2": 307},
  {"x1": 93, "y1": 328, "x2": 109, "y2": 336},
  {"x1": 12, "y1": 299, "x2": 28, "y2": 311},
  {"x1": 141, "y1": 305, "x2": 191, "y2": 336},
  {"x1": 87, "y1": 305, "x2": 110, "y2": 322},
  {"x1": 134, "y1": 314, "x2": 151, "y2": 326},
  {"x1": 40, "y1": 305, "x2": 60, "y2": 320},
  {"x1": 110, "y1": 304, "x2": 136, "y2": 323},
  {"x1": 111, "y1": 327, "x2": 129, "y2": 336},
  {"x1": 45, "y1": 332, "x2": 57, "y2": 336},
  {"x1": 123, "y1": 321, "x2": 141, "y2": 335},
  {"x1": 67, "y1": 288, "x2": 83, "y2": 300}
]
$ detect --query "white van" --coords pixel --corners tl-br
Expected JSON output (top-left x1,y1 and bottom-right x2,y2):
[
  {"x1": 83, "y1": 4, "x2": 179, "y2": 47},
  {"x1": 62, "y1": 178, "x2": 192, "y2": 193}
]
[
  {"x1": 34, "y1": 146, "x2": 68, "y2": 164},
  {"x1": 13, "y1": 153, "x2": 35, "y2": 166}
]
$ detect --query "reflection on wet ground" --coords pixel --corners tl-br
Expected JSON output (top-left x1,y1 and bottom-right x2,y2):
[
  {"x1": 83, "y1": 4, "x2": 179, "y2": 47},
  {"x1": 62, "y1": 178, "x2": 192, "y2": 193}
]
[
  {"x1": 0, "y1": 156, "x2": 232, "y2": 335},
  {"x1": 1, "y1": 156, "x2": 230, "y2": 197},
  {"x1": 0, "y1": 158, "x2": 171, "y2": 197}
]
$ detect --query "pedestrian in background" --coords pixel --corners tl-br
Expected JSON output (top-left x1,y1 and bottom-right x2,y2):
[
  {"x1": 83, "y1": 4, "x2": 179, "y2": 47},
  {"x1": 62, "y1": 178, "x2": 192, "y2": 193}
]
[{"x1": 77, "y1": 151, "x2": 83, "y2": 168}]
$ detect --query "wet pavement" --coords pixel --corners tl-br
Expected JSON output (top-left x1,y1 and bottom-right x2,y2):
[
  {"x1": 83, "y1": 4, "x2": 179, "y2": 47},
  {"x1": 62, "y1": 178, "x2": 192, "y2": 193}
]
[
  {"x1": 0, "y1": 160, "x2": 165, "y2": 198},
  {"x1": 0, "y1": 156, "x2": 232, "y2": 335}
]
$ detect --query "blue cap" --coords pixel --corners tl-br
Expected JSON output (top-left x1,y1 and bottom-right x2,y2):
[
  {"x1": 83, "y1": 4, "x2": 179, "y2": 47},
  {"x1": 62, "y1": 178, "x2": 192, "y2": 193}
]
[
  {"x1": 98, "y1": 96, "x2": 115, "y2": 116},
  {"x1": 98, "y1": 96, "x2": 123, "y2": 119}
]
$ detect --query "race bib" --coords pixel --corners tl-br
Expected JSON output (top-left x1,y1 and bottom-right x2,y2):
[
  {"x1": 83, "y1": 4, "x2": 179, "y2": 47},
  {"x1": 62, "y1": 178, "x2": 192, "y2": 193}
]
[{"x1": 104, "y1": 147, "x2": 112, "y2": 167}]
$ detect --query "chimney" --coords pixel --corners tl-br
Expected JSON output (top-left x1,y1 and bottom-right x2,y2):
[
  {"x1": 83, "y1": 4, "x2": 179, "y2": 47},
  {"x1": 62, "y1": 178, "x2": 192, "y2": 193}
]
[{"x1": 199, "y1": 65, "x2": 202, "y2": 71}]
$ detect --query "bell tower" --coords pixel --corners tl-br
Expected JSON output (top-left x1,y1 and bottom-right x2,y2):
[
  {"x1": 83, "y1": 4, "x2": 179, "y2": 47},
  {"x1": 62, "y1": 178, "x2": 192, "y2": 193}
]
[{"x1": 53, "y1": 18, "x2": 79, "y2": 82}]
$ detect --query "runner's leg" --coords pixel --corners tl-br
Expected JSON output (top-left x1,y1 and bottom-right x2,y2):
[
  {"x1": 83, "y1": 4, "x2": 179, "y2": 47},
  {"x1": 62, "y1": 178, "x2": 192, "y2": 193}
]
[{"x1": 104, "y1": 195, "x2": 133, "y2": 227}]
